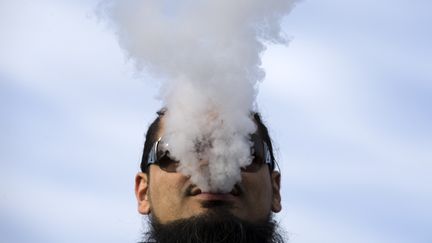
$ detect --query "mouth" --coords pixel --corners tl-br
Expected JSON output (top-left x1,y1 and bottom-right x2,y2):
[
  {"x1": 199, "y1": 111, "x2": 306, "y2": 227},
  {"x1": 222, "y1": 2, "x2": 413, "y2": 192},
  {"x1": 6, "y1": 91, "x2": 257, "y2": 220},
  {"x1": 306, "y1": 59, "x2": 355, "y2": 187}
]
[
  {"x1": 188, "y1": 184, "x2": 242, "y2": 202},
  {"x1": 196, "y1": 192, "x2": 235, "y2": 201}
]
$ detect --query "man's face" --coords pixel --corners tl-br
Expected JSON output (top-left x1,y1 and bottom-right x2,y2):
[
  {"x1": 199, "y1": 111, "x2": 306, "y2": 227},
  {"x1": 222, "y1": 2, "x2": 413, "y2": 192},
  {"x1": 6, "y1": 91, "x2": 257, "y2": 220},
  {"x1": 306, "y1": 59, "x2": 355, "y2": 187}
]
[{"x1": 135, "y1": 120, "x2": 282, "y2": 224}]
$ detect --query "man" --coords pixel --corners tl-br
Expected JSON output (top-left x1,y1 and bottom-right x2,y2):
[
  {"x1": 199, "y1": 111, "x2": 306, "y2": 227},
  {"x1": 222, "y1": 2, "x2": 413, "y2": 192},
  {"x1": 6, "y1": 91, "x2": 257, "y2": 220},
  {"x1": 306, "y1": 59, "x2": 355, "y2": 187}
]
[{"x1": 135, "y1": 110, "x2": 284, "y2": 243}]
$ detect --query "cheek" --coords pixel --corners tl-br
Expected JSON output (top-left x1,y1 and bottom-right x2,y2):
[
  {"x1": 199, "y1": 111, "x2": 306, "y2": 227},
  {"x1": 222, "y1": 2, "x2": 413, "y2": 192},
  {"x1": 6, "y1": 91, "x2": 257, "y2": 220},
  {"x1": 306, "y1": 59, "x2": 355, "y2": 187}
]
[
  {"x1": 254, "y1": 180, "x2": 273, "y2": 208},
  {"x1": 241, "y1": 171, "x2": 273, "y2": 217},
  {"x1": 147, "y1": 169, "x2": 190, "y2": 222},
  {"x1": 150, "y1": 175, "x2": 182, "y2": 203}
]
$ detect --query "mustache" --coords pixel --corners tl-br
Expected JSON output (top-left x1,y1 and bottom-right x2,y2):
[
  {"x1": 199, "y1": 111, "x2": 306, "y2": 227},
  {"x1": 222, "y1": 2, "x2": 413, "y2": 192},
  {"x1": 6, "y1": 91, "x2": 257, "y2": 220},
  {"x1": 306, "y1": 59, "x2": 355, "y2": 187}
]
[{"x1": 185, "y1": 183, "x2": 244, "y2": 196}]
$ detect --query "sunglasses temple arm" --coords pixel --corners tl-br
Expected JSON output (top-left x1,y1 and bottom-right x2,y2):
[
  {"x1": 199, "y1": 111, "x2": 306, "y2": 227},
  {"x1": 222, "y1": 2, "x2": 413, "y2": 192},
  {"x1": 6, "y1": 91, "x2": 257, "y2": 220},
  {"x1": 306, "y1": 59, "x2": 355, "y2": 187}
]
[
  {"x1": 264, "y1": 142, "x2": 272, "y2": 165},
  {"x1": 148, "y1": 138, "x2": 161, "y2": 164}
]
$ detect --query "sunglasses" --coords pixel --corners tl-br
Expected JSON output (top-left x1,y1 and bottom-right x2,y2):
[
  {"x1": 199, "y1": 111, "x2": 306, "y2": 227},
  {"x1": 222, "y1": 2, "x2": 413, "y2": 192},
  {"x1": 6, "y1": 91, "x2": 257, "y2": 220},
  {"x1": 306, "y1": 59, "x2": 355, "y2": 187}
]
[{"x1": 147, "y1": 135, "x2": 272, "y2": 173}]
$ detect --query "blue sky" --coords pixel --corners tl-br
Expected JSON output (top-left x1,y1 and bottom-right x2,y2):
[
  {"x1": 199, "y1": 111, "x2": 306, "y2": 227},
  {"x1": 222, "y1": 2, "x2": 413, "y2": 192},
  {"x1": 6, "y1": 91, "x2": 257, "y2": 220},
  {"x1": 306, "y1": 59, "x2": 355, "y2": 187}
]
[{"x1": 1, "y1": 0, "x2": 431, "y2": 243}]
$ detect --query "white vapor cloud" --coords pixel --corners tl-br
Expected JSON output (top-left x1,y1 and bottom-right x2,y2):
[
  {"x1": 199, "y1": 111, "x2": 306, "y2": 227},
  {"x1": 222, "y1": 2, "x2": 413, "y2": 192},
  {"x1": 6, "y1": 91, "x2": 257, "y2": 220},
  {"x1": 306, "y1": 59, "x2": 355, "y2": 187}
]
[{"x1": 98, "y1": 0, "x2": 298, "y2": 192}]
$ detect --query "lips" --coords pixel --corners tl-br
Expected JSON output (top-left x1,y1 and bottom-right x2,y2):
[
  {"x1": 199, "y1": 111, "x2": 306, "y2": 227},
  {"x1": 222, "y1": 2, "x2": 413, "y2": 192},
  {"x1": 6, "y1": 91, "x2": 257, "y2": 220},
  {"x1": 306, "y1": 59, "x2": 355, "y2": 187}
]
[
  {"x1": 196, "y1": 192, "x2": 235, "y2": 201},
  {"x1": 187, "y1": 184, "x2": 243, "y2": 198}
]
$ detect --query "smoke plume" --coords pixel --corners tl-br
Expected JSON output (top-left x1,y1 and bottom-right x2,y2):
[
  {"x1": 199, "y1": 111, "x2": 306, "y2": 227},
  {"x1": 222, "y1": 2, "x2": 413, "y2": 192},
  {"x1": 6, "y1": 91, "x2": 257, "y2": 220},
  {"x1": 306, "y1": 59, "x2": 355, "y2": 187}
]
[{"x1": 99, "y1": 0, "x2": 297, "y2": 192}]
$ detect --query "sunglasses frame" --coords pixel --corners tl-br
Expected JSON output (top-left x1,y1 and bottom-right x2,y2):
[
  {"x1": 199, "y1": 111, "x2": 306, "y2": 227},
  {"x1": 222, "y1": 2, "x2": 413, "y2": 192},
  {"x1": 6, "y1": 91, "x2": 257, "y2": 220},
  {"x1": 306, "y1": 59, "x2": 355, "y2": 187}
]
[{"x1": 147, "y1": 136, "x2": 273, "y2": 172}]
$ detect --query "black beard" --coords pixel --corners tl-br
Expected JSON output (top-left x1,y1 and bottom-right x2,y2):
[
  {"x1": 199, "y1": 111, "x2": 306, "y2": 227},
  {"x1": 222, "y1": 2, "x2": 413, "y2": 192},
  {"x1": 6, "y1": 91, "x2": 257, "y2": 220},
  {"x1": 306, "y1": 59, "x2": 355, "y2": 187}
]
[{"x1": 143, "y1": 208, "x2": 285, "y2": 243}]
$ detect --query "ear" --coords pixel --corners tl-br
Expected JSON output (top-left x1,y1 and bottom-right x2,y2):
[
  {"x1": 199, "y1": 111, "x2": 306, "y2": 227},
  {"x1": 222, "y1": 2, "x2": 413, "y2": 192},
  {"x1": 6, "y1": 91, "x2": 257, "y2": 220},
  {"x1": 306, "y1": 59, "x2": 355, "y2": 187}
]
[
  {"x1": 270, "y1": 171, "x2": 282, "y2": 212},
  {"x1": 135, "y1": 172, "x2": 151, "y2": 214}
]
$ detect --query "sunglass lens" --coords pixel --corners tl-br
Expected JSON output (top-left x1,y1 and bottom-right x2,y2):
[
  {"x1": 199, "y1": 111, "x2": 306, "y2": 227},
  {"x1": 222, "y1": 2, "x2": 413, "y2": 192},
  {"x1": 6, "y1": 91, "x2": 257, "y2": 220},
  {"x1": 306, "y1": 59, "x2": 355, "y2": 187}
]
[{"x1": 157, "y1": 151, "x2": 179, "y2": 172}]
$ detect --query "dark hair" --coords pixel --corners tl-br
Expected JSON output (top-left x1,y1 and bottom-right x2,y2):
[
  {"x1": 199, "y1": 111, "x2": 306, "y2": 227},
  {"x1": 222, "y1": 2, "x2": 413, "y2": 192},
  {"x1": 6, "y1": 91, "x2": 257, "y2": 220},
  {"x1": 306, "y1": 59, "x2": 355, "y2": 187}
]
[{"x1": 140, "y1": 109, "x2": 276, "y2": 172}]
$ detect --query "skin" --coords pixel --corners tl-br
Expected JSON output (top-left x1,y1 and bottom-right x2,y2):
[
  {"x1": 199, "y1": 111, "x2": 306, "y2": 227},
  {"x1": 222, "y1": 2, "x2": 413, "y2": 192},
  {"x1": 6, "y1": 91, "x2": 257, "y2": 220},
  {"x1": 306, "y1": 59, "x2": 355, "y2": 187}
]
[{"x1": 135, "y1": 119, "x2": 282, "y2": 224}]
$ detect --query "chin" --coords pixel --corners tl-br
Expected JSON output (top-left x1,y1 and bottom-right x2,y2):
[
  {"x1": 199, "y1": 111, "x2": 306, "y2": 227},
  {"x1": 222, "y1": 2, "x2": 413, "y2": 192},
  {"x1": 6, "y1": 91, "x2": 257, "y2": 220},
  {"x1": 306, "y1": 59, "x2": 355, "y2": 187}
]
[{"x1": 146, "y1": 208, "x2": 283, "y2": 243}]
